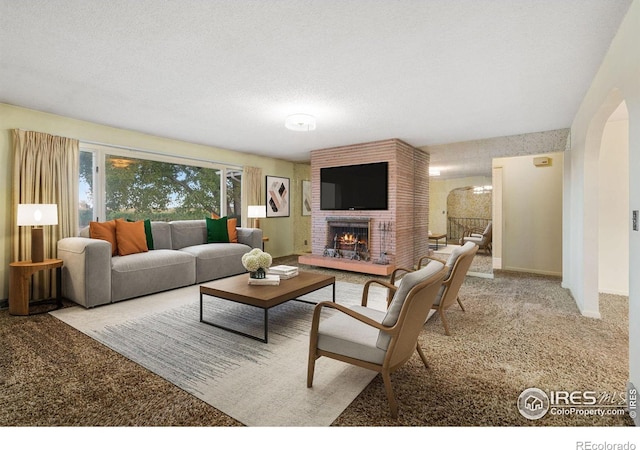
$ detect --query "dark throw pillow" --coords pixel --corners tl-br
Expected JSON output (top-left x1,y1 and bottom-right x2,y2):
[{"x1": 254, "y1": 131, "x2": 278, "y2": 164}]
[{"x1": 206, "y1": 216, "x2": 230, "y2": 243}]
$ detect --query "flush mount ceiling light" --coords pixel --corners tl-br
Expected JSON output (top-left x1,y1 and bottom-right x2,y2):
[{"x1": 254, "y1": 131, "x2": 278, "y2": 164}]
[
  {"x1": 429, "y1": 167, "x2": 441, "y2": 176},
  {"x1": 285, "y1": 114, "x2": 316, "y2": 132}
]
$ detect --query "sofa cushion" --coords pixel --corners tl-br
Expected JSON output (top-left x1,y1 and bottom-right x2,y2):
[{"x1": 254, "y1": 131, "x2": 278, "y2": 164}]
[
  {"x1": 206, "y1": 217, "x2": 230, "y2": 243},
  {"x1": 150, "y1": 222, "x2": 172, "y2": 250},
  {"x1": 116, "y1": 220, "x2": 149, "y2": 256},
  {"x1": 180, "y1": 242, "x2": 251, "y2": 283},
  {"x1": 89, "y1": 220, "x2": 118, "y2": 256},
  {"x1": 111, "y1": 249, "x2": 196, "y2": 302},
  {"x1": 170, "y1": 220, "x2": 207, "y2": 249}
]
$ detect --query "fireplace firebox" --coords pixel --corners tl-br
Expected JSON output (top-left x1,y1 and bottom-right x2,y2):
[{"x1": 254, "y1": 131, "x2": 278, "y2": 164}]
[{"x1": 323, "y1": 218, "x2": 371, "y2": 261}]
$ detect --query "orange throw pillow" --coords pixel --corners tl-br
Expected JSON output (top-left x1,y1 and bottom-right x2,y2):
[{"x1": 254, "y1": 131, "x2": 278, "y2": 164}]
[
  {"x1": 115, "y1": 220, "x2": 149, "y2": 256},
  {"x1": 227, "y1": 218, "x2": 238, "y2": 243},
  {"x1": 89, "y1": 220, "x2": 118, "y2": 256}
]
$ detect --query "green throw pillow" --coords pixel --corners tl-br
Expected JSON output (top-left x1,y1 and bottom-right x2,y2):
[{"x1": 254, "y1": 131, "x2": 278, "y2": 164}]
[
  {"x1": 127, "y1": 218, "x2": 154, "y2": 250},
  {"x1": 206, "y1": 217, "x2": 230, "y2": 243},
  {"x1": 143, "y1": 219, "x2": 154, "y2": 250}
]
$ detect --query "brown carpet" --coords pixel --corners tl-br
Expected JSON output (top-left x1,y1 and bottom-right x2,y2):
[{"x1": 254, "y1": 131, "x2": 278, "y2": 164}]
[{"x1": 0, "y1": 255, "x2": 633, "y2": 427}]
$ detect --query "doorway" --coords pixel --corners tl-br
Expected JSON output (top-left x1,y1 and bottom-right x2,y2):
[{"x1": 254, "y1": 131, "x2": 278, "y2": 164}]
[{"x1": 433, "y1": 185, "x2": 493, "y2": 277}]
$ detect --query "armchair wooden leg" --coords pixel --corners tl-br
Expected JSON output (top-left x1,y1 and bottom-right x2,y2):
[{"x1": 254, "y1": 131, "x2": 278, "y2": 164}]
[
  {"x1": 416, "y1": 344, "x2": 429, "y2": 369},
  {"x1": 439, "y1": 311, "x2": 451, "y2": 336},
  {"x1": 382, "y1": 371, "x2": 398, "y2": 419},
  {"x1": 307, "y1": 353, "x2": 317, "y2": 388},
  {"x1": 457, "y1": 296, "x2": 466, "y2": 312},
  {"x1": 308, "y1": 311, "x2": 321, "y2": 388}
]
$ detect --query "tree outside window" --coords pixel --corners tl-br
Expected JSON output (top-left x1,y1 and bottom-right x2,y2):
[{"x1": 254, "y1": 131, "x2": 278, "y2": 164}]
[{"x1": 79, "y1": 150, "x2": 242, "y2": 227}]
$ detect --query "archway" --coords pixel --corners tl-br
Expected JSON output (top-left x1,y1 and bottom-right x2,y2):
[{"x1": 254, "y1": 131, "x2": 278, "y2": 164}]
[
  {"x1": 446, "y1": 186, "x2": 492, "y2": 243},
  {"x1": 581, "y1": 89, "x2": 628, "y2": 318},
  {"x1": 444, "y1": 185, "x2": 493, "y2": 276},
  {"x1": 598, "y1": 101, "x2": 629, "y2": 297}
]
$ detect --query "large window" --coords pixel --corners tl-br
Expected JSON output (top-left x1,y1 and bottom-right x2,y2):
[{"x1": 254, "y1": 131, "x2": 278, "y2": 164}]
[
  {"x1": 79, "y1": 145, "x2": 242, "y2": 228},
  {"x1": 79, "y1": 150, "x2": 95, "y2": 228}
]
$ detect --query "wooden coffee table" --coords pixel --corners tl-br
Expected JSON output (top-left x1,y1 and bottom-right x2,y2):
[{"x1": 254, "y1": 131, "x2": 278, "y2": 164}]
[{"x1": 199, "y1": 271, "x2": 335, "y2": 343}]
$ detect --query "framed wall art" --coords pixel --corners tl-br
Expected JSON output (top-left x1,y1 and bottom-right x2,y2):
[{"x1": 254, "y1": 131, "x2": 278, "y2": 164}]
[
  {"x1": 302, "y1": 180, "x2": 312, "y2": 216},
  {"x1": 266, "y1": 175, "x2": 290, "y2": 217}
]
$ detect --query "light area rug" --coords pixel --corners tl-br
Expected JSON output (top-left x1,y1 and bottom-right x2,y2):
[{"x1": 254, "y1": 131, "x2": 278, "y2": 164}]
[{"x1": 50, "y1": 281, "x2": 391, "y2": 427}]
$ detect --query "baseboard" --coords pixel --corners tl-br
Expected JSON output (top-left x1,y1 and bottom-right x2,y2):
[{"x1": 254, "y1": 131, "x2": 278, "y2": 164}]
[
  {"x1": 0, "y1": 298, "x2": 7, "y2": 310},
  {"x1": 598, "y1": 288, "x2": 629, "y2": 296},
  {"x1": 578, "y1": 307, "x2": 602, "y2": 319},
  {"x1": 502, "y1": 266, "x2": 562, "y2": 277}
]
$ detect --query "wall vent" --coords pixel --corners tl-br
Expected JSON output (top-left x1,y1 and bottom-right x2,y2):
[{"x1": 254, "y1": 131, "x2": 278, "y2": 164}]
[{"x1": 533, "y1": 156, "x2": 551, "y2": 167}]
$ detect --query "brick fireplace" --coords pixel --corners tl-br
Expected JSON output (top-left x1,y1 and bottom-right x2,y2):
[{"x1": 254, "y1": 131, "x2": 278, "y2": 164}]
[{"x1": 298, "y1": 138, "x2": 430, "y2": 275}]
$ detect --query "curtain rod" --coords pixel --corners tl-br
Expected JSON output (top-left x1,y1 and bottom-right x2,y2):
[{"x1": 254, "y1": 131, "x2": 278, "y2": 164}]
[{"x1": 80, "y1": 139, "x2": 243, "y2": 169}]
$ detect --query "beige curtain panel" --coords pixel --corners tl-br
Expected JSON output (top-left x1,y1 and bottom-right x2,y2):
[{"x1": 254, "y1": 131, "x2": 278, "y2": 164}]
[
  {"x1": 12, "y1": 129, "x2": 79, "y2": 299},
  {"x1": 243, "y1": 166, "x2": 262, "y2": 222}
]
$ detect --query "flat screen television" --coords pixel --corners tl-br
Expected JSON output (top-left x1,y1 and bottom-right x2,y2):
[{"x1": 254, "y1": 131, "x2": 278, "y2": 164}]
[{"x1": 320, "y1": 162, "x2": 388, "y2": 210}]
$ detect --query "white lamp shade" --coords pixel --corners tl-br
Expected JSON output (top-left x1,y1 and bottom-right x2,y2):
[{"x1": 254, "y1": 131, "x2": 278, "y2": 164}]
[
  {"x1": 17, "y1": 204, "x2": 58, "y2": 226},
  {"x1": 247, "y1": 205, "x2": 267, "y2": 218}
]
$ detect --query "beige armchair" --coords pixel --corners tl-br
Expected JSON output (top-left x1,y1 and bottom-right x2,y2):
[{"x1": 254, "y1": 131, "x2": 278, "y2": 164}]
[
  {"x1": 391, "y1": 241, "x2": 479, "y2": 335},
  {"x1": 460, "y1": 221, "x2": 492, "y2": 255},
  {"x1": 307, "y1": 261, "x2": 447, "y2": 418}
]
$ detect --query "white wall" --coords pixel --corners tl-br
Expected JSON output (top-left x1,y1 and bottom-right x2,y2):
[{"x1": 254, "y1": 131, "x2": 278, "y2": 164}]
[
  {"x1": 494, "y1": 152, "x2": 564, "y2": 276},
  {"x1": 564, "y1": 0, "x2": 639, "y2": 421},
  {"x1": 0, "y1": 103, "x2": 297, "y2": 300},
  {"x1": 598, "y1": 113, "x2": 629, "y2": 295}
]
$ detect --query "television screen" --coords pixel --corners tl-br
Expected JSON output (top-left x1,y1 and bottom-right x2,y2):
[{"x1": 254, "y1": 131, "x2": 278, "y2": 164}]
[{"x1": 320, "y1": 162, "x2": 388, "y2": 210}]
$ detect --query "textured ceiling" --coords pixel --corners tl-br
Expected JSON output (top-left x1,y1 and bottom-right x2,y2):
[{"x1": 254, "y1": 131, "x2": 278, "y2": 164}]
[{"x1": 0, "y1": 0, "x2": 632, "y2": 169}]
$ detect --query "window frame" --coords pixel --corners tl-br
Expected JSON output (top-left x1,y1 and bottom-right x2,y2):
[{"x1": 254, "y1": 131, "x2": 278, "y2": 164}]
[{"x1": 79, "y1": 142, "x2": 242, "y2": 224}]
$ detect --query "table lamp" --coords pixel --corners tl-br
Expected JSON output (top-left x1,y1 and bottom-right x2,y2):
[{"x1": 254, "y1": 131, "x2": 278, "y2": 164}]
[
  {"x1": 17, "y1": 204, "x2": 58, "y2": 263},
  {"x1": 247, "y1": 205, "x2": 266, "y2": 228}
]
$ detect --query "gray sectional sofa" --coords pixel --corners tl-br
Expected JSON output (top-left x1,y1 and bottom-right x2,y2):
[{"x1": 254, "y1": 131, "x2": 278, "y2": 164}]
[{"x1": 57, "y1": 219, "x2": 263, "y2": 308}]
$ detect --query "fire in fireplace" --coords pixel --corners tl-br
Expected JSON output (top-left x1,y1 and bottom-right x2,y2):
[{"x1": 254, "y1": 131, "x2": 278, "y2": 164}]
[{"x1": 323, "y1": 218, "x2": 371, "y2": 261}]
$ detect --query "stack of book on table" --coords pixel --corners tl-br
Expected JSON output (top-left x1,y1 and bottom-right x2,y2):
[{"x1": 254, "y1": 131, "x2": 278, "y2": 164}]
[
  {"x1": 248, "y1": 274, "x2": 280, "y2": 286},
  {"x1": 268, "y1": 265, "x2": 299, "y2": 279}
]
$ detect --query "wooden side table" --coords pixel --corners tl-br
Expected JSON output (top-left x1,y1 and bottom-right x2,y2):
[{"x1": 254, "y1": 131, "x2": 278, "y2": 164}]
[
  {"x1": 9, "y1": 258, "x2": 63, "y2": 316},
  {"x1": 428, "y1": 233, "x2": 447, "y2": 250}
]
